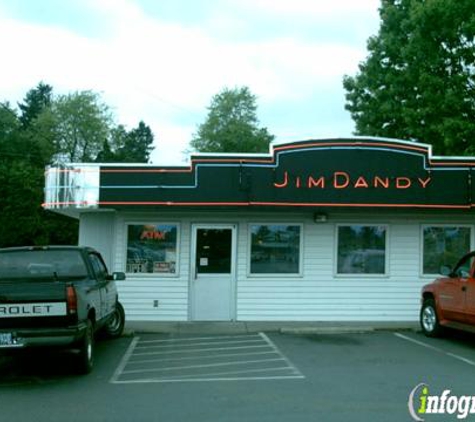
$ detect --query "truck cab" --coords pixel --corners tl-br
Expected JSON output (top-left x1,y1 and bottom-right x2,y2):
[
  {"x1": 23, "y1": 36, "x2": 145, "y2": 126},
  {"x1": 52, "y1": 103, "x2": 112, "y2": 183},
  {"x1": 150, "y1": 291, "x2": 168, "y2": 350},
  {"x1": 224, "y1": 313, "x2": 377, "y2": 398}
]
[{"x1": 420, "y1": 251, "x2": 475, "y2": 336}]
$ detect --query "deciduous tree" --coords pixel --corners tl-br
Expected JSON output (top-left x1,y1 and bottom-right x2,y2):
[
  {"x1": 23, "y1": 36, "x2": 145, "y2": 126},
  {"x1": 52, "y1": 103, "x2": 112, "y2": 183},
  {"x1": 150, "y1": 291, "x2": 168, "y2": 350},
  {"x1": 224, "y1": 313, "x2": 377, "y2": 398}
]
[
  {"x1": 343, "y1": 0, "x2": 475, "y2": 155},
  {"x1": 190, "y1": 86, "x2": 274, "y2": 153}
]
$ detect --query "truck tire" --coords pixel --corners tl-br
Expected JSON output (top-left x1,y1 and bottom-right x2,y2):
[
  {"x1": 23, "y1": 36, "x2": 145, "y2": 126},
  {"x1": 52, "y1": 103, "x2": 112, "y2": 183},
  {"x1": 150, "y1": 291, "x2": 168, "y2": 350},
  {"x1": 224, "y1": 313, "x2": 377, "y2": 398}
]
[
  {"x1": 77, "y1": 319, "x2": 94, "y2": 374},
  {"x1": 420, "y1": 299, "x2": 443, "y2": 337},
  {"x1": 104, "y1": 302, "x2": 125, "y2": 339}
]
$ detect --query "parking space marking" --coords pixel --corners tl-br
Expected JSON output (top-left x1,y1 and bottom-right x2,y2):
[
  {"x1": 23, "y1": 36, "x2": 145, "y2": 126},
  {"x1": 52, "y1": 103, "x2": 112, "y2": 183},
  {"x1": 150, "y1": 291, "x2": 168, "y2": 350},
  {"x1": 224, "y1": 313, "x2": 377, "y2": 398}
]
[
  {"x1": 110, "y1": 336, "x2": 140, "y2": 383},
  {"x1": 110, "y1": 332, "x2": 304, "y2": 384},
  {"x1": 394, "y1": 332, "x2": 475, "y2": 367}
]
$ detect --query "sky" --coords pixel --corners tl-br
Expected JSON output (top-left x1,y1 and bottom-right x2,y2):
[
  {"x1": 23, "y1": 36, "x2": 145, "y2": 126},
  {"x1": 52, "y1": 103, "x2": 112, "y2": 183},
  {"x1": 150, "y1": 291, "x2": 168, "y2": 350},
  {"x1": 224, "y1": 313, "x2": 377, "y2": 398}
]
[{"x1": 0, "y1": 0, "x2": 381, "y2": 164}]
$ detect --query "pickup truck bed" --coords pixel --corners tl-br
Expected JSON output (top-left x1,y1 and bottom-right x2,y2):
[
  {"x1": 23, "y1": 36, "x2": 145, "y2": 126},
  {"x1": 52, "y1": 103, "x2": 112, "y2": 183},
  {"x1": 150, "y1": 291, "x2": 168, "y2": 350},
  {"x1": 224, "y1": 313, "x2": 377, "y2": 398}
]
[{"x1": 0, "y1": 246, "x2": 126, "y2": 374}]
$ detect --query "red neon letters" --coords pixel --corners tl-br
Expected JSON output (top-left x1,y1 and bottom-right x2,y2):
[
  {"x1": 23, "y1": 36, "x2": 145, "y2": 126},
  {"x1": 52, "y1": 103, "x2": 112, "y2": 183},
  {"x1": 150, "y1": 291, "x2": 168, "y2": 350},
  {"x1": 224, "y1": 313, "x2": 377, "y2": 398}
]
[{"x1": 274, "y1": 171, "x2": 432, "y2": 190}]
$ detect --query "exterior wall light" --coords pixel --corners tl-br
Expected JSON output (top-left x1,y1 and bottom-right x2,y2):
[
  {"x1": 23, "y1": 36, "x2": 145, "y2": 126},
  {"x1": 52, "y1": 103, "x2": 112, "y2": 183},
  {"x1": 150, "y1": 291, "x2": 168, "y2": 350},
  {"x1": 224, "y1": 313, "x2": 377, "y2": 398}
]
[{"x1": 313, "y1": 212, "x2": 328, "y2": 223}]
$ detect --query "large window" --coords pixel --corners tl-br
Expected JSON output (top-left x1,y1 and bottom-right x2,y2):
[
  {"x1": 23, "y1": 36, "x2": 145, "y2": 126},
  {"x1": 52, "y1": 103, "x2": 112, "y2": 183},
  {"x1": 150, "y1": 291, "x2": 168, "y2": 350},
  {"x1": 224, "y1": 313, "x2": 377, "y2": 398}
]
[
  {"x1": 422, "y1": 226, "x2": 471, "y2": 275},
  {"x1": 250, "y1": 224, "x2": 301, "y2": 274},
  {"x1": 337, "y1": 225, "x2": 387, "y2": 275},
  {"x1": 126, "y1": 224, "x2": 178, "y2": 275}
]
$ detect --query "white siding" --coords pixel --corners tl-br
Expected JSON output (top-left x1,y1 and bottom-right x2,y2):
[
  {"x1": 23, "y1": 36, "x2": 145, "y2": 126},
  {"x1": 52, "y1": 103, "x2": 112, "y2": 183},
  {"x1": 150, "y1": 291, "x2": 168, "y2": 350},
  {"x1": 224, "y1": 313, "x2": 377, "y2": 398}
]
[
  {"x1": 78, "y1": 210, "x2": 475, "y2": 322},
  {"x1": 79, "y1": 212, "x2": 115, "y2": 269}
]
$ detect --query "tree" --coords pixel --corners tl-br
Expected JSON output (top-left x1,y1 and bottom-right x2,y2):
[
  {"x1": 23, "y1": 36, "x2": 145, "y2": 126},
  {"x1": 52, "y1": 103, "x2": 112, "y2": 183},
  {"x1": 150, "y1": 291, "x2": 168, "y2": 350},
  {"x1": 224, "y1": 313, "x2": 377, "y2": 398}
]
[
  {"x1": 18, "y1": 82, "x2": 53, "y2": 129},
  {"x1": 343, "y1": 0, "x2": 475, "y2": 155},
  {"x1": 0, "y1": 83, "x2": 157, "y2": 247},
  {"x1": 190, "y1": 86, "x2": 274, "y2": 153},
  {"x1": 97, "y1": 121, "x2": 155, "y2": 163},
  {"x1": 52, "y1": 91, "x2": 112, "y2": 163},
  {"x1": 0, "y1": 97, "x2": 79, "y2": 247}
]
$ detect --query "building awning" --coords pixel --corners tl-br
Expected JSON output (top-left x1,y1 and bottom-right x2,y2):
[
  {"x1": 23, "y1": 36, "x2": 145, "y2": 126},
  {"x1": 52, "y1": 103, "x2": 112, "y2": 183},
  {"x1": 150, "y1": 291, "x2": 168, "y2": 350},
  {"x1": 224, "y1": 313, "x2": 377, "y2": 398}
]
[{"x1": 43, "y1": 137, "x2": 475, "y2": 217}]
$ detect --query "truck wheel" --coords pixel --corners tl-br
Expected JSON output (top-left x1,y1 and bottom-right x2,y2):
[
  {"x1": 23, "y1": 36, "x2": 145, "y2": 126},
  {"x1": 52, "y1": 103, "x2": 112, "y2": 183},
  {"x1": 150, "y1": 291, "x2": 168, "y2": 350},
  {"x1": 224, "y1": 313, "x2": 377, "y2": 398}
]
[
  {"x1": 78, "y1": 319, "x2": 94, "y2": 374},
  {"x1": 104, "y1": 302, "x2": 125, "y2": 339},
  {"x1": 420, "y1": 299, "x2": 443, "y2": 337}
]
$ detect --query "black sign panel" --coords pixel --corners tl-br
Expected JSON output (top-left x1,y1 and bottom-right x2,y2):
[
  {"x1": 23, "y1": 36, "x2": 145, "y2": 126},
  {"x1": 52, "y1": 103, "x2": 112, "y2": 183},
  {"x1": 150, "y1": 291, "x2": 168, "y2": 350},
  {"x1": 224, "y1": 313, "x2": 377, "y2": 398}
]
[{"x1": 98, "y1": 139, "x2": 475, "y2": 210}]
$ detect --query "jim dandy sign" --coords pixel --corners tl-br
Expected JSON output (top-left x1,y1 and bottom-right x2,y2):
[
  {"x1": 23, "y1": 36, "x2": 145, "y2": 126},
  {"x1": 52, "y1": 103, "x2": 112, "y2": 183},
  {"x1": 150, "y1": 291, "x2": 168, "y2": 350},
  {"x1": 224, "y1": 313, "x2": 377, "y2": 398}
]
[
  {"x1": 274, "y1": 171, "x2": 432, "y2": 190},
  {"x1": 96, "y1": 139, "x2": 472, "y2": 209}
]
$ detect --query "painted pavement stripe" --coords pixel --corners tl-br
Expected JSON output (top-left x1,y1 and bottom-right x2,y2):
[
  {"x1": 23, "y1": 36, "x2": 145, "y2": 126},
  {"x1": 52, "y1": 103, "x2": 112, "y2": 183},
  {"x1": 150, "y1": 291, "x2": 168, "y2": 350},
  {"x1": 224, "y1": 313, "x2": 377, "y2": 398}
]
[
  {"x1": 259, "y1": 332, "x2": 304, "y2": 377},
  {"x1": 135, "y1": 338, "x2": 264, "y2": 350},
  {"x1": 128, "y1": 350, "x2": 279, "y2": 365},
  {"x1": 132, "y1": 344, "x2": 271, "y2": 356},
  {"x1": 109, "y1": 336, "x2": 140, "y2": 383},
  {"x1": 117, "y1": 367, "x2": 304, "y2": 384},
  {"x1": 121, "y1": 357, "x2": 286, "y2": 375},
  {"x1": 138, "y1": 334, "x2": 261, "y2": 344},
  {"x1": 111, "y1": 332, "x2": 305, "y2": 383},
  {"x1": 394, "y1": 332, "x2": 475, "y2": 367}
]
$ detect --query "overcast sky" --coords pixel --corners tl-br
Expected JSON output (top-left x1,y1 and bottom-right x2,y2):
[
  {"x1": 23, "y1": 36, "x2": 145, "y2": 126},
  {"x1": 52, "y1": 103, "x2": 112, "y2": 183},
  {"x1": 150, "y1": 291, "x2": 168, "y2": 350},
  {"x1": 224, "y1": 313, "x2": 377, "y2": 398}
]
[{"x1": 0, "y1": 0, "x2": 381, "y2": 164}]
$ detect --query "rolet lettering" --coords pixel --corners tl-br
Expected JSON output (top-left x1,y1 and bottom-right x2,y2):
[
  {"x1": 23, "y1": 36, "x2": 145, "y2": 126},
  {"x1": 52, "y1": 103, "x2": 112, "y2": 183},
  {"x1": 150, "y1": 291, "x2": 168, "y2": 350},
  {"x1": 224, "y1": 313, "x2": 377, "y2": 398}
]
[{"x1": 0, "y1": 305, "x2": 53, "y2": 315}]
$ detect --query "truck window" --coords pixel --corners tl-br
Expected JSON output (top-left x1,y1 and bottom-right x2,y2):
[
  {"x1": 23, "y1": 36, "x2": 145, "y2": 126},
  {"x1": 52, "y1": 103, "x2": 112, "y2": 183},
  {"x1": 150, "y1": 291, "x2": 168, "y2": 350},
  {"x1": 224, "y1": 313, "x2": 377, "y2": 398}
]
[
  {"x1": 89, "y1": 254, "x2": 107, "y2": 280},
  {"x1": 0, "y1": 250, "x2": 88, "y2": 280}
]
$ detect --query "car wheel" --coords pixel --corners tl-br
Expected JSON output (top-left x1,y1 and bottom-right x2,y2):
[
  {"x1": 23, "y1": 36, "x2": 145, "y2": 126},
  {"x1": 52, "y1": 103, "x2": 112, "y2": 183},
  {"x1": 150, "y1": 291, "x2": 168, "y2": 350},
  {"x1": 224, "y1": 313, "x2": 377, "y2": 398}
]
[
  {"x1": 420, "y1": 299, "x2": 443, "y2": 337},
  {"x1": 104, "y1": 302, "x2": 125, "y2": 339},
  {"x1": 78, "y1": 319, "x2": 94, "y2": 374}
]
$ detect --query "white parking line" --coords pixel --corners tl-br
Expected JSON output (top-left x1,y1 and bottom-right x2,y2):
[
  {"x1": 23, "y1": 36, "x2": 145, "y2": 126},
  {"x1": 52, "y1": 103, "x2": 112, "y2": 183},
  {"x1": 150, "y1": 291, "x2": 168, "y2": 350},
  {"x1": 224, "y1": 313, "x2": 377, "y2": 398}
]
[
  {"x1": 114, "y1": 367, "x2": 304, "y2": 384},
  {"x1": 134, "y1": 339, "x2": 265, "y2": 350},
  {"x1": 133, "y1": 344, "x2": 271, "y2": 356},
  {"x1": 138, "y1": 334, "x2": 261, "y2": 344},
  {"x1": 122, "y1": 357, "x2": 285, "y2": 375},
  {"x1": 394, "y1": 333, "x2": 475, "y2": 367},
  {"x1": 110, "y1": 332, "x2": 304, "y2": 384},
  {"x1": 128, "y1": 350, "x2": 279, "y2": 365},
  {"x1": 260, "y1": 332, "x2": 303, "y2": 376},
  {"x1": 110, "y1": 336, "x2": 140, "y2": 383}
]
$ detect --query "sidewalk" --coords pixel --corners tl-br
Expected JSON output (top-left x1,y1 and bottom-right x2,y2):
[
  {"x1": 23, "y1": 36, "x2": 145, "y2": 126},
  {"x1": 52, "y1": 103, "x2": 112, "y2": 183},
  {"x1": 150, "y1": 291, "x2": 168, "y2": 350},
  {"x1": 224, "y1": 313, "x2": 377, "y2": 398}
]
[{"x1": 124, "y1": 320, "x2": 420, "y2": 335}]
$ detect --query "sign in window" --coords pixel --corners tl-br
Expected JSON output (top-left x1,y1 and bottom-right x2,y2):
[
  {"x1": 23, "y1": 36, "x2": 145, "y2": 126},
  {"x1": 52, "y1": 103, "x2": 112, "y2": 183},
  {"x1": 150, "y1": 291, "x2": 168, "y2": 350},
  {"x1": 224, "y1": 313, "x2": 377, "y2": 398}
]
[{"x1": 126, "y1": 224, "x2": 178, "y2": 274}]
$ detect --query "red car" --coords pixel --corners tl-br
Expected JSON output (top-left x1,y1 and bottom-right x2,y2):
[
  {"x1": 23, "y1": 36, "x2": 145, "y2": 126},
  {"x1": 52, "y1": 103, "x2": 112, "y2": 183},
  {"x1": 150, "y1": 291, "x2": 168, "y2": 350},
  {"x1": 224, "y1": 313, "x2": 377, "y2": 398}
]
[{"x1": 420, "y1": 251, "x2": 475, "y2": 337}]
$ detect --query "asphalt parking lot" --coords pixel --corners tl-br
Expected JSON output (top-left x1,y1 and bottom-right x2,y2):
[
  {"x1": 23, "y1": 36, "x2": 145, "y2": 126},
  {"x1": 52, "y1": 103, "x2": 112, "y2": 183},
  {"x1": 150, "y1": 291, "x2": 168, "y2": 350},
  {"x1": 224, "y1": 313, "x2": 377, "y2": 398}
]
[{"x1": 1, "y1": 329, "x2": 474, "y2": 422}]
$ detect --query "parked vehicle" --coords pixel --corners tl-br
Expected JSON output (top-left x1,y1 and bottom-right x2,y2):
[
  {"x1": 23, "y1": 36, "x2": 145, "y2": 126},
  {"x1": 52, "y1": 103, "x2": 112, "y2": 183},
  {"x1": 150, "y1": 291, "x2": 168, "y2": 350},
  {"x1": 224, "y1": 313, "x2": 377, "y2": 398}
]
[
  {"x1": 420, "y1": 251, "x2": 475, "y2": 337},
  {"x1": 0, "y1": 246, "x2": 126, "y2": 374}
]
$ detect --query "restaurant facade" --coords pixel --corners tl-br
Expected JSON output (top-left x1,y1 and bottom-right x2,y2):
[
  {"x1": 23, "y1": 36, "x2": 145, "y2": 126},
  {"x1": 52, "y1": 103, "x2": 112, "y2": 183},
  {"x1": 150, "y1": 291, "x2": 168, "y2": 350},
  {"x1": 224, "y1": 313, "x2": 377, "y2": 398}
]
[{"x1": 43, "y1": 137, "x2": 475, "y2": 322}]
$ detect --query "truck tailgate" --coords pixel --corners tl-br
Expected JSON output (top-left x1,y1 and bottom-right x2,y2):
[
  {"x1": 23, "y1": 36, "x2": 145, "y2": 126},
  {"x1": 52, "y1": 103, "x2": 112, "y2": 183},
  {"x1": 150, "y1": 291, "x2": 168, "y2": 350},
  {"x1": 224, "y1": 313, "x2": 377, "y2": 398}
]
[{"x1": 0, "y1": 282, "x2": 70, "y2": 329}]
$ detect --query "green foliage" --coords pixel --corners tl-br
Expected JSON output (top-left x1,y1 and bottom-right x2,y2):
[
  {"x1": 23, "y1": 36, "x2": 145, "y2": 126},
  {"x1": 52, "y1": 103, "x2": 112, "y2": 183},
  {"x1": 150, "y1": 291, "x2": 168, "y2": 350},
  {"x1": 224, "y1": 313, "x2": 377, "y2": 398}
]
[
  {"x1": 0, "y1": 82, "x2": 156, "y2": 247},
  {"x1": 52, "y1": 91, "x2": 112, "y2": 162},
  {"x1": 190, "y1": 86, "x2": 274, "y2": 153},
  {"x1": 97, "y1": 121, "x2": 155, "y2": 163},
  {"x1": 343, "y1": 0, "x2": 475, "y2": 155},
  {"x1": 18, "y1": 82, "x2": 53, "y2": 129}
]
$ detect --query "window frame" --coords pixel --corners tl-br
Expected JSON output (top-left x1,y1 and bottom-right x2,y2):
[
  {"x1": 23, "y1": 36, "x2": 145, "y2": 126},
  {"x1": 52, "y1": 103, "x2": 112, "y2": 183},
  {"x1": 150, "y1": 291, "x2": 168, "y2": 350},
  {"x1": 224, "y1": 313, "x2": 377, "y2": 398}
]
[
  {"x1": 247, "y1": 222, "x2": 304, "y2": 278},
  {"x1": 420, "y1": 224, "x2": 473, "y2": 277},
  {"x1": 124, "y1": 222, "x2": 180, "y2": 277},
  {"x1": 334, "y1": 223, "x2": 390, "y2": 278}
]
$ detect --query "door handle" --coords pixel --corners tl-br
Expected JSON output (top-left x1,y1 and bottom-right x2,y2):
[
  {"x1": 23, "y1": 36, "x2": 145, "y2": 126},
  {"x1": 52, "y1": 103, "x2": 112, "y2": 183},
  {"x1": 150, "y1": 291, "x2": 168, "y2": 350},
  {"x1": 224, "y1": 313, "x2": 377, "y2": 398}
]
[{"x1": 462, "y1": 286, "x2": 467, "y2": 292}]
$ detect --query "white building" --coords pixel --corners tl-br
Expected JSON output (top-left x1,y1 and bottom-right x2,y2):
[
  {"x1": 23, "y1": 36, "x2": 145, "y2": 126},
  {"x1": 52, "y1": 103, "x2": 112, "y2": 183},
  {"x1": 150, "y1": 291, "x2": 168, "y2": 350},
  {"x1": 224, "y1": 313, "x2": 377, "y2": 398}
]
[{"x1": 43, "y1": 138, "x2": 475, "y2": 323}]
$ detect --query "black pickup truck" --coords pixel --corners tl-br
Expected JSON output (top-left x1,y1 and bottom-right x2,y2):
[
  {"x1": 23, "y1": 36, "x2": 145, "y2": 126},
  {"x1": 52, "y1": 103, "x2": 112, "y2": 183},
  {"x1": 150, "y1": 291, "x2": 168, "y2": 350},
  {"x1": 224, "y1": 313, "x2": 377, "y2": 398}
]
[{"x1": 0, "y1": 246, "x2": 126, "y2": 374}]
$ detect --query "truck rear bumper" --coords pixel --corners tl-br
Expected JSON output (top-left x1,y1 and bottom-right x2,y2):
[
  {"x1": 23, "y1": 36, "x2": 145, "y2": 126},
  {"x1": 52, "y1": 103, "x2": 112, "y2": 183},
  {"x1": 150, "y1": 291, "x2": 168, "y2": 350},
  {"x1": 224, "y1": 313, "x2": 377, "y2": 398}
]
[{"x1": 0, "y1": 323, "x2": 87, "y2": 349}]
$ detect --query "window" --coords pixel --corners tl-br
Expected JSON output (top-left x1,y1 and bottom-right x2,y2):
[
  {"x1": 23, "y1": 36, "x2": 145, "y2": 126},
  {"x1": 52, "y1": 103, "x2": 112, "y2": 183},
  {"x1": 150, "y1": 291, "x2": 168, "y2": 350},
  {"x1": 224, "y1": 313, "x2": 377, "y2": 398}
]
[
  {"x1": 422, "y1": 226, "x2": 471, "y2": 275},
  {"x1": 196, "y1": 228, "x2": 232, "y2": 274},
  {"x1": 249, "y1": 224, "x2": 301, "y2": 274},
  {"x1": 337, "y1": 225, "x2": 387, "y2": 275},
  {"x1": 89, "y1": 253, "x2": 107, "y2": 280},
  {"x1": 126, "y1": 224, "x2": 178, "y2": 274}
]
